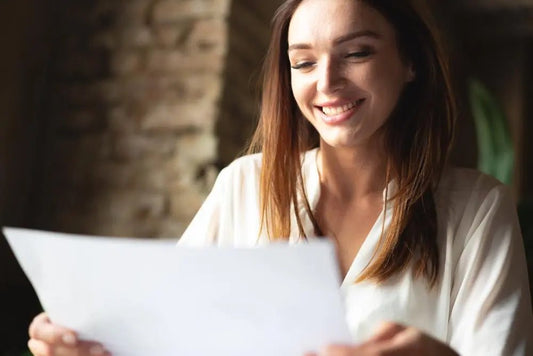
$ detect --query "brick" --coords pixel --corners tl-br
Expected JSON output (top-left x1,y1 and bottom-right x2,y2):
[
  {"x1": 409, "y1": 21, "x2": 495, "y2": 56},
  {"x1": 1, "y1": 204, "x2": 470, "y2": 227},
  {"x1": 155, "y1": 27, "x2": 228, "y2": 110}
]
[
  {"x1": 92, "y1": 159, "x2": 168, "y2": 191},
  {"x1": 187, "y1": 18, "x2": 227, "y2": 52},
  {"x1": 156, "y1": 219, "x2": 189, "y2": 238},
  {"x1": 175, "y1": 132, "x2": 217, "y2": 167},
  {"x1": 146, "y1": 49, "x2": 225, "y2": 73},
  {"x1": 108, "y1": 105, "x2": 140, "y2": 132},
  {"x1": 115, "y1": 0, "x2": 152, "y2": 27},
  {"x1": 110, "y1": 50, "x2": 144, "y2": 76},
  {"x1": 88, "y1": 219, "x2": 160, "y2": 238},
  {"x1": 153, "y1": 24, "x2": 190, "y2": 48},
  {"x1": 169, "y1": 187, "x2": 206, "y2": 221},
  {"x1": 77, "y1": 75, "x2": 218, "y2": 106},
  {"x1": 166, "y1": 132, "x2": 217, "y2": 189},
  {"x1": 97, "y1": 191, "x2": 167, "y2": 221},
  {"x1": 122, "y1": 74, "x2": 222, "y2": 102},
  {"x1": 100, "y1": 79, "x2": 144, "y2": 104},
  {"x1": 140, "y1": 102, "x2": 216, "y2": 131},
  {"x1": 168, "y1": 161, "x2": 218, "y2": 194},
  {"x1": 89, "y1": 24, "x2": 153, "y2": 51},
  {"x1": 185, "y1": 74, "x2": 223, "y2": 102},
  {"x1": 151, "y1": 0, "x2": 230, "y2": 24},
  {"x1": 117, "y1": 26, "x2": 153, "y2": 48},
  {"x1": 50, "y1": 210, "x2": 163, "y2": 238},
  {"x1": 111, "y1": 133, "x2": 176, "y2": 160},
  {"x1": 52, "y1": 191, "x2": 168, "y2": 237}
]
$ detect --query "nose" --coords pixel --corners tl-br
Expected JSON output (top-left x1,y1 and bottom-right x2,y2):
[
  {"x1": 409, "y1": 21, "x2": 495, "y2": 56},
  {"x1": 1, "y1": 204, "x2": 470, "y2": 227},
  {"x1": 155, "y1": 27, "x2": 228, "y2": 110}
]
[{"x1": 316, "y1": 58, "x2": 345, "y2": 94}]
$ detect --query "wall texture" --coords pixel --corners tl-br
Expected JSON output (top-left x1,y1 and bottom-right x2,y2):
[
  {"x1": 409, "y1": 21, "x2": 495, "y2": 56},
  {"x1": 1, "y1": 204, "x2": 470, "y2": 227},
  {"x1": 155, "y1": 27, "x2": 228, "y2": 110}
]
[{"x1": 33, "y1": 0, "x2": 232, "y2": 238}]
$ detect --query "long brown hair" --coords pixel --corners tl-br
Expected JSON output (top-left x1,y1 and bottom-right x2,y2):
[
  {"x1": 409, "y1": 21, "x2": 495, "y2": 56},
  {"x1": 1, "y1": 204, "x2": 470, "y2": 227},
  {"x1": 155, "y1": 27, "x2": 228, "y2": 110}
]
[{"x1": 248, "y1": 0, "x2": 456, "y2": 286}]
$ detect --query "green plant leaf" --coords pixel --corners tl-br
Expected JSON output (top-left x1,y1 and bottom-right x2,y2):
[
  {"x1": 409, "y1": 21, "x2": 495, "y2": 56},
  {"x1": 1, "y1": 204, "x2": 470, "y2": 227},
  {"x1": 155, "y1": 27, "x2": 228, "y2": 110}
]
[{"x1": 468, "y1": 79, "x2": 514, "y2": 185}]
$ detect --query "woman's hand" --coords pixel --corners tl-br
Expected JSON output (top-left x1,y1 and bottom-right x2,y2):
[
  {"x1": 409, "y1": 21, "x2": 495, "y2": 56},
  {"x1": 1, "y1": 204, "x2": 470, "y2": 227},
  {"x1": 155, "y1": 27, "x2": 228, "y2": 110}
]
[
  {"x1": 28, "y1": 312, "x2": 111, "y2": 356},
  {"x1": 305, "y1": 322, "x2": 459, "y2": 356}
]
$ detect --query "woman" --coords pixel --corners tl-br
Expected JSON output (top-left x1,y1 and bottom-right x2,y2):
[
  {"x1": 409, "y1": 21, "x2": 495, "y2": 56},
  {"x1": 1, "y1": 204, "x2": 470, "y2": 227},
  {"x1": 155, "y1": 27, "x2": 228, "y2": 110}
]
[{"x1": 27, "y1": 0, "x2": 533, "y2": 355}]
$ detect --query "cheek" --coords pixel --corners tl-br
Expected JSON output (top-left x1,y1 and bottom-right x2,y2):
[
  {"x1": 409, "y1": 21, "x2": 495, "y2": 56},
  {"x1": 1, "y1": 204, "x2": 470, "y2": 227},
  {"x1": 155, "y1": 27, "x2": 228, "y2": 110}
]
[
  {"x1": 291, "y1": 78, "x2": 312, "y2": 112},
  {"x1": 366, "y1": 59, "x2": 407, "y2": 108}
]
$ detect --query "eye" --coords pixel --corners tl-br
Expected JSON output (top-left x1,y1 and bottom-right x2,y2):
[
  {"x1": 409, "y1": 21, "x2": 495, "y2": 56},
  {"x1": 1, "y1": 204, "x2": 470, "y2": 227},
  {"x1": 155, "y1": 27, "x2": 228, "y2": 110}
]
[
  {"x1": 345, "y1": 50, "x2": 372, "y2": 59},
  {"x1": 291, "y1": 61, "x2": 315, "y2": 70}
]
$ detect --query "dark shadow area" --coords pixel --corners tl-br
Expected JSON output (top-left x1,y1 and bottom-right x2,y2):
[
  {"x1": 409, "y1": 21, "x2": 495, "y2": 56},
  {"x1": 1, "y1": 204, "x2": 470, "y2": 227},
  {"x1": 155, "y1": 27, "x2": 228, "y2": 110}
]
[{"x1": 0, "y1": 0, "x2": 54, "y2": 352}]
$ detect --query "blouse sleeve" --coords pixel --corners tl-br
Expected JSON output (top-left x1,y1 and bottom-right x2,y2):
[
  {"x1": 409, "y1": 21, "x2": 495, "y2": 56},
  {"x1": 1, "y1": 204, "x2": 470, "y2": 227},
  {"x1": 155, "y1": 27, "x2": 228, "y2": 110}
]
[
  {"x1": 448, "y1": 184, "x2": 533, "y2": 355},
  {"x1": 177, "y1": 167, "x2": 230, "y2": 247}
]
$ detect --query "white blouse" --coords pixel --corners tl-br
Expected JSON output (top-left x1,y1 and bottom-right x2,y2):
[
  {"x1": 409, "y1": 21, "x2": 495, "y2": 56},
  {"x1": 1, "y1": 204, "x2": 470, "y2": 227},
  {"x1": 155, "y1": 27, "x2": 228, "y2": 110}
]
[{"x1": 179, "y1": 148, "x2": 533, "y2": 355}]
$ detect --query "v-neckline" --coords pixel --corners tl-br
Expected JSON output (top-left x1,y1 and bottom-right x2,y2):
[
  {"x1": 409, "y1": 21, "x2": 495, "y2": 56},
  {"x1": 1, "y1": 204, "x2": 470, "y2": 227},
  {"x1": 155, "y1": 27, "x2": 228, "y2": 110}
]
[
  {"x1": 339, "y1": 207, "x2": 390, "y2": 286},
  {"x1": 301, "y1": 148, "x2": 394, "y2": 287}
]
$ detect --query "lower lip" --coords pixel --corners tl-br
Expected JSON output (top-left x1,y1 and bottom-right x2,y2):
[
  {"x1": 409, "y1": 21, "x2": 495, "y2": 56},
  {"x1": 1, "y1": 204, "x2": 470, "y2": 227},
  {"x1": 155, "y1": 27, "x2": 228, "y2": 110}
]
[{"x1": 317, "y1": 102, "x2": 363, "y2": 125}]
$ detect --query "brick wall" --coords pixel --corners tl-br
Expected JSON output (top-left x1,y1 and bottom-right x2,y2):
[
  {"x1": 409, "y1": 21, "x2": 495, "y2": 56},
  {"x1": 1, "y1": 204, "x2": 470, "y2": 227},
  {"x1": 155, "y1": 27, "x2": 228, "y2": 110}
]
[{"x1": 34, "y1": 0, "x2": 233, "y2": 237}]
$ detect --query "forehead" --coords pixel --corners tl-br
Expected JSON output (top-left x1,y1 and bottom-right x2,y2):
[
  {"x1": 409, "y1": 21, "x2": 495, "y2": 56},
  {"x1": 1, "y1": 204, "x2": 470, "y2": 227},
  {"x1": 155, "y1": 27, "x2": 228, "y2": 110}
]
[{"x1": 288, "y1": 0, "x2": 393, "y2": 45}]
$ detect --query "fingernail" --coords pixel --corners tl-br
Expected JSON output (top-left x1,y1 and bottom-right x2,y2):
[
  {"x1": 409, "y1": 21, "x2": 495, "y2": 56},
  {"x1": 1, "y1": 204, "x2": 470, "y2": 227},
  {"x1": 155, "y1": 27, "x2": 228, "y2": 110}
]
[
  {"x1": 90, "y1": 345, "x2": 105, "y2": 355},
  {"x1": 62, "y1": 333, "x2": 76, "y2": 345}
]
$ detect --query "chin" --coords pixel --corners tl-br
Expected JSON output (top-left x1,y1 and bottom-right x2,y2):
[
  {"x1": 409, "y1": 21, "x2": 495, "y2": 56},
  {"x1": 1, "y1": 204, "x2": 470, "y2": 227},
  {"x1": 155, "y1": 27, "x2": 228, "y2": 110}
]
[
  {"x1": 319, "y1": 128, "x2": 381, "y2": 150},
  {"x1": 320, "y1": 136, "x2": 361, "y2": 149}
]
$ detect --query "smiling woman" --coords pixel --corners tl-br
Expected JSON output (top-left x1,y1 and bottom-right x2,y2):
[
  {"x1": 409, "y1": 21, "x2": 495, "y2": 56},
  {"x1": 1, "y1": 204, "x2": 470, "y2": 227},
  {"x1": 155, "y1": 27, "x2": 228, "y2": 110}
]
[
  {"x1": 288, "y1": 0, "x2": 414, "y2": 148},
  {"x1": 27, "y1": 0, "x2": 533, "y2": 356},
  {"x1": 248, "y1": 0, "x2": 455, "y2": 288}
]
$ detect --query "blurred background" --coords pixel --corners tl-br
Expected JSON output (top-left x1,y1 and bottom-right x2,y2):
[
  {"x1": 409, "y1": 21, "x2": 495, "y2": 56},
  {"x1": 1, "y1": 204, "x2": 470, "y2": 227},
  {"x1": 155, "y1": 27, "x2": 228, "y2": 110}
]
[{"x1": 0, "y1": 0, "x2": 531, "y2": 353}]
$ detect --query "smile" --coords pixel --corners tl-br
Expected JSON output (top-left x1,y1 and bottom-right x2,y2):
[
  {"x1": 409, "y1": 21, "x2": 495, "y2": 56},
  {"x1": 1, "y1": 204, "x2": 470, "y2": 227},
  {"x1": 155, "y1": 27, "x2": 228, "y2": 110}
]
[
  {"x1": 320, "y1": 99, "x2": 365, "y2": 116},
  {"x1": 316, "y1": 98, "x2": 366, "y2": 125}
]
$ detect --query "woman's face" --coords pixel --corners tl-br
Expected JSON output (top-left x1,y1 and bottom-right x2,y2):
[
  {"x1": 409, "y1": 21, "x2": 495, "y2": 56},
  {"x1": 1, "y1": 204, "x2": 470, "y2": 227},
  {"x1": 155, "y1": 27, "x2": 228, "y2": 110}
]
[{"x1": 288, "y1": 0, "x2": 414, "y2": 149}]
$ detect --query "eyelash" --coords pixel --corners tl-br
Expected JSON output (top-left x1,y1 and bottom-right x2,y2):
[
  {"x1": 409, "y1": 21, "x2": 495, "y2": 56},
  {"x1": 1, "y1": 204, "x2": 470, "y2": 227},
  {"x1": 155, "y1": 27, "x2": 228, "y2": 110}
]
[
  {"x1": 290, "y1": 50, "x2": 373, "y2": 70},
  {"x1": 346, "y1": 50, "x2": 372, "y2": 59},
  {"x1": 291, "y1": 62, "x2": 314, "y2": 70}
]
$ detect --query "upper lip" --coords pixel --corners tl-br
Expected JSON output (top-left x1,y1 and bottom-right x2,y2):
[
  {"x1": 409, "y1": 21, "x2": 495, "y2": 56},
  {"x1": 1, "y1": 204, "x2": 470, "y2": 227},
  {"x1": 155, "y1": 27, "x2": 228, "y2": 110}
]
[{"x1": 315, "y1": 98, "x2": 365, "y2": 108}]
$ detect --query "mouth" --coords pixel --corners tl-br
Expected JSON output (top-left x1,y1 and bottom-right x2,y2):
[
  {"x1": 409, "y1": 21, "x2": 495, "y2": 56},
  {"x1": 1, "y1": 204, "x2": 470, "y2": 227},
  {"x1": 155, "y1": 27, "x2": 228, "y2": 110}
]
[
  {"x1": 319, "y1": 98, "x2": 366, "y2": 116},
  {"x1": 315, "y1": 98, "x2": 366, "y2": 124}
]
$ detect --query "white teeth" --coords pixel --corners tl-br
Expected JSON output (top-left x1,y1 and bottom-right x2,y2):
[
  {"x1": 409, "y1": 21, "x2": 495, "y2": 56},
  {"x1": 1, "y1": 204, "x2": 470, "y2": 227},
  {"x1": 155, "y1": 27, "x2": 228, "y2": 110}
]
[{"x1": 321, "y1": 99, "x2": 363, "y2": 116}]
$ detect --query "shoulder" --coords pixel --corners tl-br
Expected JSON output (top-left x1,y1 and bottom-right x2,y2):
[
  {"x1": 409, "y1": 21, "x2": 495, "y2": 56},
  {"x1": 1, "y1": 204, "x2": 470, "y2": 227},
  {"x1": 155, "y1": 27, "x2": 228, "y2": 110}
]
[
  {"x1": 214, "y1": 152, "x2": 263, "y2": 187},
  {"x1": 221, "y1": 152, "x2": 263, "y2": 175},
  {"x1": 435, "y1": 167, "x2": 511, "y2": 211},
  {"x1": 217, "y1": 148, "x2": 318, "y2": 183},
  {"x1": 435, "y1": 166, "x2": 519, "y2": 245},
  {"x1": 437, "y1": 166, "x2": 503, "y2": 195}
]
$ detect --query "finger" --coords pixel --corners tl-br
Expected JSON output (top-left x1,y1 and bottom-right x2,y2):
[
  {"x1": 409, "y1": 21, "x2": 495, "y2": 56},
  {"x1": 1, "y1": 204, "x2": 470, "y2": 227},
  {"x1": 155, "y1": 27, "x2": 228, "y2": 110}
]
[
  {"x1": 28, "y1": 338, "x2": 51, "y2": 356},
  {"x1": 29, "y1": 313, "x2": 50, "y2": 338},
  {"x1": 390, "y1": 326, "x2": 422, "y2": 346},
  {"x1": 319, "y1": 344, "x2": 354, "y2": 356},
  {"x1": 360, "y1": 328, "x2": 423, "y2": 356},
  {"x1": 29, "y1": 314, "x2": 78, "y2": 346},
  {"x1": 387, "y1": 327, "x2": 459, "y2": 356},
  {"x1": 366, "y1": 321, "x2": 406, "y2": 343},
  {"x1": 53, "y1": 341, "x2": 111, "y2": 356}
]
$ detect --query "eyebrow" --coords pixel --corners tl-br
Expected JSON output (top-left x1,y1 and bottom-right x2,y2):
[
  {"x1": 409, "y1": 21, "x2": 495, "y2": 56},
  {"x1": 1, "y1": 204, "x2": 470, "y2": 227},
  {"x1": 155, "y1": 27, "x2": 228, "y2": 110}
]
[{"x1": 288, "y1": 30, "x2": 381, "y2": 52}]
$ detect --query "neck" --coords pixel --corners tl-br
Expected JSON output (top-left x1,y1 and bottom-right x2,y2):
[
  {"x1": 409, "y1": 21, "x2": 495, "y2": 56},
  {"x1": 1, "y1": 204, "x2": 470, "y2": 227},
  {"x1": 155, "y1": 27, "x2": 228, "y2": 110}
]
[{"x1": 317, "y1": 140, "x2": 388, "y2": 202}]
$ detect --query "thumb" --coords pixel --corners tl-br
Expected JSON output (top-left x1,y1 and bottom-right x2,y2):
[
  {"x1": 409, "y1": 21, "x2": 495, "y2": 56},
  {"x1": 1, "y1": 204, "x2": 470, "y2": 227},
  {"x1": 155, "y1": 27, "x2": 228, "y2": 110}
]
[{"x1": 366, "y1": 321, "x2": 406, "y2": 343}]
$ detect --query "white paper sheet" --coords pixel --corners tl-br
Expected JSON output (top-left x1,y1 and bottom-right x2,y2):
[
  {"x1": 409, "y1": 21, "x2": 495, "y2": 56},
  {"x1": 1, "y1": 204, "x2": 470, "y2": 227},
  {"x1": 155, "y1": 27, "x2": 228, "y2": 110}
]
[{"x1": 4, "y1": 227, "x2": 351, "y2": 356}]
